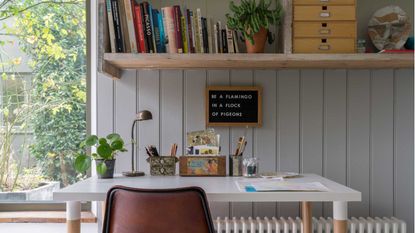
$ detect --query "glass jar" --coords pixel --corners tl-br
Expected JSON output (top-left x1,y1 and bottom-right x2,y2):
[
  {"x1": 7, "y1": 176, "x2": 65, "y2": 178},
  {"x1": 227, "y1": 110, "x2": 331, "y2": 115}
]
[{"x1": 242, "y1": 157, "x2": 259, "y2": 178}]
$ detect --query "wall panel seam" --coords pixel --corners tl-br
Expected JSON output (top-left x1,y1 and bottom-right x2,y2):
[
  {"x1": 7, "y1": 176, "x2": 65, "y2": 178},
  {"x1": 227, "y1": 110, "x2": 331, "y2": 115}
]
[
  {"x1": 369, "y1": 70, "x2": 373, "y2": 216},
  {"x1": 392, "y1": 69, "x2": 397, "y2": 217}
]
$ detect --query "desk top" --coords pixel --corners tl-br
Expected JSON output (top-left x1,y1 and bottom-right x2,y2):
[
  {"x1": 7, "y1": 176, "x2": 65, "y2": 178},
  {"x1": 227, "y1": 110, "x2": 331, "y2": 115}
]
[{"x1": 54, "y1": 174, "x2": 361, "y2": 202}]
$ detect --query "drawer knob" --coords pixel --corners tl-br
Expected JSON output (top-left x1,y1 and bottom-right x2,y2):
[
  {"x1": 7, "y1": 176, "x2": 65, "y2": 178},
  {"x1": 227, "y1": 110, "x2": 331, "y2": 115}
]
[
  {"x1": 319, "y1": 44, "x2": 331, "y2": 50},
  {"x1": 319, "y1": 29, "x2": 331, "y2": 34},
  {"x1": 320, "y1": 0, "x2": 329, "y2": 2},
  {"x1": 320, "y1": 12, "x2": 330, "y2": 17}
]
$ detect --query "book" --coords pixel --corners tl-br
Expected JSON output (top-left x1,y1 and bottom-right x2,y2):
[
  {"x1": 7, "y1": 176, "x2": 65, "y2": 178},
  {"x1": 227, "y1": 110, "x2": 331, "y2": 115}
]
[
  {"x1": 221, "y1": 29, "x2": 228, "y2": 53},
  {"x1": 196, "y1": 9, "x2": 204, "y2": 53},
  {"x1": 181, "y1": 15, "x2": 188, "y2": 53},
  {"x1": 133, "y1": 3, "x2": 146, "y2": 53},
  {"x1": 148, "y1": 3, "x2": 157, "y2": 53},
  {"x1": 187, "y1": 10, "x2": 195, "y2": 53},
  {"x1": 105, "y1": 0, "x2": 116, "y2": 53},
  {"x1": 157, "y1": 11, "x2": 166, "y2": 53},
  {"x1": 142, "y1": 2, "x2": 154, "y2": 53},
  {"x1": 201, "y1": 18, "x2": 208, "y2": 53},
  {"x1": 213, "y1": 23, "x2": 218, "y2": 53},
  {"x1": 152, "y1": 9, "x2": 162, "y2": 53},
  {"x1": 216, "y1": 21, "x2": 222, "y2": 53},
  {"x1": 173, "y1": 5, "x2": 183, "y2": 53},
  {"x1": 110, "y1": 0, "x2": 124, "y2": 52},
  {"x1": 226, "y1": 26, "x2": 234, "y2": 53},
  {"x1": 122, "y1": 0, "x2": 138, "y2": 53},
  {"x1": 161, "y1": 7, "x2": 176, "y2": 53},
  {"x1": 233, "y1": 30, "x2": 239, "y2": 53},
  {"x1": 206, "y1": 18, "x2": 213, "y2": 54},
  {"x1": 117, "y1": 0, "x2": 131, "y2": 52}
]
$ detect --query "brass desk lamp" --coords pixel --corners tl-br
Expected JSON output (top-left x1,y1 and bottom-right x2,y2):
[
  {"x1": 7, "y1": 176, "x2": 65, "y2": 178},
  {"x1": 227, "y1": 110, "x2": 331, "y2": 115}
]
[{"x1": 122, "y1": 110, "x2": 152, "y2": 177}]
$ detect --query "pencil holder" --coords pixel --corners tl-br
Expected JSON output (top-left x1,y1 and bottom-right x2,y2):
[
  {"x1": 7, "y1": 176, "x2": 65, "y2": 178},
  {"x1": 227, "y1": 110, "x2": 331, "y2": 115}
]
[
  {"x1": 229, "y1": 155, "x2": 243, "y2": 176},
  {"x1": 146, "y1": 156, "x2": 178, "y2": 176}
]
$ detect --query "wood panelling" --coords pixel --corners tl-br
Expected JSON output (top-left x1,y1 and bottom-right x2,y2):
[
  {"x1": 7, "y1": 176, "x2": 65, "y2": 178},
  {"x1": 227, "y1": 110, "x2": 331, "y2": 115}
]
[{"x1": 98, "y1": 68, "x2": 414, "y2": 232}]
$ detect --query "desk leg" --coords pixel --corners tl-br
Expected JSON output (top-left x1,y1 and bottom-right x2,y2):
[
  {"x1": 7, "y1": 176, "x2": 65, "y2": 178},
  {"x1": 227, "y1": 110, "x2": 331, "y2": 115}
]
[
  {"x1": 333, "y1": 201, "x2": 348, "y2": 233},
  {"x1": 301, "y1": 202, "x2": 312, "y2": 233},
  {"x1": 67, "y1": 201, "x2": 81, "y2": 233}
]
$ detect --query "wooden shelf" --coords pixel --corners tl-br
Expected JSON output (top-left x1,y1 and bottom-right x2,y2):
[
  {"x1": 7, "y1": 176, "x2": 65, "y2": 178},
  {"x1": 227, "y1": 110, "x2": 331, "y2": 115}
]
[{"x1": 102, "y1": 53, "x2": 414, "y2": 79}]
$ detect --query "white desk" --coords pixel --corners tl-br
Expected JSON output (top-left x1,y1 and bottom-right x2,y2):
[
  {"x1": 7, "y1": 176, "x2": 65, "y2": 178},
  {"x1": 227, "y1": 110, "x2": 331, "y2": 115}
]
[{"x1": 54, "y1": 174, "x2": 361, "y2": 233}]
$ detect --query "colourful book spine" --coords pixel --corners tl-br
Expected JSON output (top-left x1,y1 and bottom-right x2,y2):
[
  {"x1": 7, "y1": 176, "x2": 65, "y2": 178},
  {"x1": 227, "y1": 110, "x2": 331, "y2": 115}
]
[
  {"x1": 122, "y1": 0, "x2": 137, "y2": 53},
  {"x1": 190, "y1": 11, "x2": 196, "y2": 53},
  {"x1": 148, "y1": 3, "x2": 157, "y2": 53},
  {"x1": 202, "y1": 17, "x2": 208, "y2": 53},
  {"x1": 161, "y1": 7, "x2": 176, "y2": 53},
  {"x1": 131, "y1": 1, "x2": 140, "y2": 52},
  {"x1": 213, "y1": 23, "x2": 218, "y2": 53},
  {"x1": 110, "y1": 0, "x2": 124, "y2": 52},
  {"x1": 226, "y1": 25, "x2": 235, "y2": 53},
  {"x1": 106, "y1": 0, "x2": 116, "y2": 53},
  {"x1": 157, "y1": 12, "x2": 166, "y2": 53},
  {"x1": 173, "y1": 5, "x2": 183, "y2": 53},
  {"x1": 181, "y1": 16, "x2": 188, "y2": 53},
  {"x1": 196, "y1": 8, "x2": 204, "y2": 53},
  {"x1": 142, "y1": 2, "x2": 154, "y2": 53},
  {"x1": 186, "y1": 10, "x2": 194, "y2": 53},
  {"x1": 133, "y1": 4, "x2": 146, "y2": 53},
  {"x1": 152, "y1": 9, "x2": 162, "y2": 53}
]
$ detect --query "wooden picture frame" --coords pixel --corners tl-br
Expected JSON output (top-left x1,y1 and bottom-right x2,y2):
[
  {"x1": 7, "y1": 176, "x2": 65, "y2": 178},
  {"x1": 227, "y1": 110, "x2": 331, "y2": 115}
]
[{"x1": 205, "y1": 86, "x2": 262, "y2": 127}]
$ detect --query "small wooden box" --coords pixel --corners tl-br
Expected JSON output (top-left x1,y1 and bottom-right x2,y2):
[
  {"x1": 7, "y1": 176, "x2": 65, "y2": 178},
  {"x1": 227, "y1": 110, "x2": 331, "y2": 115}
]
[
  {"x1": 147, "y1": 156, "x2": 178, "y2": 176},
  {"x1": 179, "y1": 156, "x2": 226, "y2": 176}
]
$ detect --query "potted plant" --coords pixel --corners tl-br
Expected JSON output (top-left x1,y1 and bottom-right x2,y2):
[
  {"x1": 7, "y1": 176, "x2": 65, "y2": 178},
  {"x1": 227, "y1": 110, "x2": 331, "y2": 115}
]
[
  {"x1": 226, "y1": 0, "x2": 283, "y2": 53},
  {"x1": 74, "y1": 133, "x2": 127, "y2": 179}
]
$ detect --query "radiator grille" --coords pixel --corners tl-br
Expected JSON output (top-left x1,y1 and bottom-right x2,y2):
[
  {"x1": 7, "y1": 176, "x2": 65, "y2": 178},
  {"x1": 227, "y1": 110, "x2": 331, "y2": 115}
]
[{"x1": 214, "y1": 216, "x2": 406, "y2": 233}]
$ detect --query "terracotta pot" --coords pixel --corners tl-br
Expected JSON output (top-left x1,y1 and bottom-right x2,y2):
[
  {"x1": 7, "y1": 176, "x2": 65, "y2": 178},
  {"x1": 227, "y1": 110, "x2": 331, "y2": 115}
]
[{"x1": 245, "y1": 27, "x2": 268, "y2": 53}]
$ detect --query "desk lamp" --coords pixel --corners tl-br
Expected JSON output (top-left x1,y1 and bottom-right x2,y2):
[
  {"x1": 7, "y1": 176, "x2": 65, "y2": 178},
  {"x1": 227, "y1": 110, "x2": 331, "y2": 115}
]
[{"x1": 122, "y1": 110, "x2": 152, "y2": 177}]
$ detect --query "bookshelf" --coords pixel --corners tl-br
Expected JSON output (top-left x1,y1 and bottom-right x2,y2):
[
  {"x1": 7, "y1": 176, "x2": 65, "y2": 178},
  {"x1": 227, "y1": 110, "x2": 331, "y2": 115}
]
[{"x1": 102, "y1": 53, "x2": 414, "y2": 79}]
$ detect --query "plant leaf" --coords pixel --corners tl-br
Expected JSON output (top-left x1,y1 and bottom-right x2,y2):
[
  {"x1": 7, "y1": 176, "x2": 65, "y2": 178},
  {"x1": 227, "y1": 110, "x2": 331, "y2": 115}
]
[
  {"x1": 74, "y1": 154, "x2": 91, "y2": 172},
  {"x1": 96, "y1": 161, "x2": 107, "y2": 175},
  {"x1": 97, "y1": 144, "x2": 112, "y2": 159},
  {"x1": 99, "y1": 137, "x2": 108, "y2": 145},
  {"x1": 111, "y1": 139, "x2": 124, "y2": 150},
  {"x1": 106, "y1": 133, "x2": 121, "y2": 141},
  {"x1": 84, "y1": 135, "x2": 98, "y2": 147}
]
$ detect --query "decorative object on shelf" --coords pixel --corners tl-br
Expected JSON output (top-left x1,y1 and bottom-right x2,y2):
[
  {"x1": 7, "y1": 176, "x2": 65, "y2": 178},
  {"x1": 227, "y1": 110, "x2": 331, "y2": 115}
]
[
  {"x1": 405, "y1": 37, "x2": 414, "y2": 50},
  {"x1": 357, "y1": 39, "x2": 366, "y2": 53},
  {"x1": 242, "y1": 157, "x2": 259, "y2": 178},
  {"x1": 147, "y1": 156, "x2": 178, "y2": 176},
  {"x1": 292, "y1": 0, "x2": 356, "y2": 53},
  {"x1": 122, "y1": 110, "x2": 153, "y2": 177},
  {"x1": 226, "y1": 0, "x2": 282, "y2": 53},
  {"x1": 74, "y1": 133, "x2": 127, "y2": 179},
  {"x1": 206, "y1": 86, "x2": 262, "y2": 127},
  {"x1": 368, "y1": 5, "x2": 411, "y2": 51},
  {"x1": 179, "y1": 156, "x2": 226, "y2": 176}
]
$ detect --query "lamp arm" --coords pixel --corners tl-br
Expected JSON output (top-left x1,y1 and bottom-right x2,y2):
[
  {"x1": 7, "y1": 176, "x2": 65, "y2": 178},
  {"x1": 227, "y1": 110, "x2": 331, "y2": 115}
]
[{"x1": 131, "y1": 119, "x2": 139, "y2": 172}]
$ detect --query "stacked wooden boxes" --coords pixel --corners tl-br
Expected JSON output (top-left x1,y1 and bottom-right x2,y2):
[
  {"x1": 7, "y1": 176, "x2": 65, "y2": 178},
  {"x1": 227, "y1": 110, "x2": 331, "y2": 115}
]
[{"x1": 293, "y1": 0, "x2": 356, "y2": 53}]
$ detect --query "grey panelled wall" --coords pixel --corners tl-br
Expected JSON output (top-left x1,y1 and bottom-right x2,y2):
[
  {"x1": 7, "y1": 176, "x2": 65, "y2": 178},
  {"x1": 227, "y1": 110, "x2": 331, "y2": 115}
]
[{"x1": 97, "y1": 68, "x2": 414, "y2": 232}]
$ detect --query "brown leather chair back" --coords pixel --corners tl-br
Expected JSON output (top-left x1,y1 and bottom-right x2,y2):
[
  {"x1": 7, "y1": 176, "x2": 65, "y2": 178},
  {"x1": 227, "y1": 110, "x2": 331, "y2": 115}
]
[{"x1": 103, "y1": 186, "x2": 215, "y2": 233}]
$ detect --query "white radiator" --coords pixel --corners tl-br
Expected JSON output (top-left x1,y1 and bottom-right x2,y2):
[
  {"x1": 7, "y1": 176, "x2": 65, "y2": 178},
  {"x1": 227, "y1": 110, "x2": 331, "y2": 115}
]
[{"x1": 214, "y1": 216, "x2": 406, "y2": 233}]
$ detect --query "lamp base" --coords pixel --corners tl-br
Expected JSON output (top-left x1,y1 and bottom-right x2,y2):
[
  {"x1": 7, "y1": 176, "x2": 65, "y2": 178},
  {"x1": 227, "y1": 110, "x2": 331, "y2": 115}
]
[{"x1": 122, "y1": 171, "x2": 145, "y2": 177}]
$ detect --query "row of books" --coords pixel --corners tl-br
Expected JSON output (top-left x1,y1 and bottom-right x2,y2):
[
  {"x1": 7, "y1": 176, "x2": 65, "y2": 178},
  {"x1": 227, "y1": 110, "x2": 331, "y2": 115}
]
[{"x1": 106, "y1": 0, "x2": 240, "y2": 53}]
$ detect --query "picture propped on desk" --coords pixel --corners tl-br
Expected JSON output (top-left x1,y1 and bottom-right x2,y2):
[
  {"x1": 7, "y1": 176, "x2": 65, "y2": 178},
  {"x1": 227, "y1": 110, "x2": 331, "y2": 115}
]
[{"x1": 206, "y1": 86, "x2": 262, "y2": 127}]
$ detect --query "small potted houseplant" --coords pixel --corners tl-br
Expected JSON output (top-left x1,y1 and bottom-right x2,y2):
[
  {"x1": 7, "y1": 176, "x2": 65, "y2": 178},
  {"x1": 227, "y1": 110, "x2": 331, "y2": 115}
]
[
  {"x1": 226, "y1": 0, "x2": 283, "y2": 53},
  {"x1": 74, "y1": 133, "x2": 127, "y2": 179}
]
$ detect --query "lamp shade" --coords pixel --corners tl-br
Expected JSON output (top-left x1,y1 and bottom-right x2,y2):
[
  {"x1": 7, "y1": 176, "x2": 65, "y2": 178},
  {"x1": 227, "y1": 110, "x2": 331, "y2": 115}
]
[{"x1": 137, "y1": 110, "x2": 152, "y2": 121}]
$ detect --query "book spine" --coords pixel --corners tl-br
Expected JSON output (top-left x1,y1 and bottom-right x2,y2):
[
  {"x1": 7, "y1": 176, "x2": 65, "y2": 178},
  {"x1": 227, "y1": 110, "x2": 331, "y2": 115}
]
[
  {"x1": 123, "y1": 0, "x2": 137, "y2": 53},
  {"x1": 106, "y1": 0, "x2": 116, "y2": 53},
  {"x1": 142, "y1": 2, "x2": 154, "y2": 53},
  {"x1": 111, "y1": 0, "x2": 124, "y2": 52},
  {"x1": 213, "y1": 23, "x2": 218, "y2": 54},
  {"x1": 183, "y1": 8, "x2": 190, "y2": 53},
  {"x1": 181, "y1": 16, "x2": 188, "y2": 53},
  {"x1": 207, "y1": 18, "x2": 213, "y2": 54},
  {"x1": 117, "y1": 0, "x2": 131, "y2": 52},
  {"x1": 221, "y1": 29, "x2": 228, "y2": 53},
  {"x1": 202, "y1": 18, "x2": 209, "y2": 53},
  {"x1": 173, "y1": 6, "x2": 183, "y2": 53},
  {"x1": 131, "y1": 0, "x2": 140, "y2": 52},
  {"x1": 226, "y1": 26, "x2": 235, "y2": 53},
  {"x1": 139, "y1": 3, "x2": 149, "y2": 53},
  {"x1": 149, "y1": 4, "x2": 157, "y2": 53},
  {"x1": 157, "y1": 11, "x2": 166, "y2": 53},
  {"x1": 233, "y1": 30, "x2": 239, "y2": 53},
  {"x1": 196, "y1": 9, "x2": 204, "y2": 53},
  {"x1": 152, "y1": 9, "x2": 162, "y2": 53},
  {"x1": 187, "y1": 10, "x2": 194, "y2": 53},
  {"x1": 162, "y1": 7, "x2": 177, "y2": 53},
  {"x1": 217, "y1": 21, "x2": 222, "y2": 53},
  {"x1": 133, "y1": 4, "x2": 146, "y2": 53},
  {"x1": 193, "y1": 12, "x2": 200, "y2": 53}
]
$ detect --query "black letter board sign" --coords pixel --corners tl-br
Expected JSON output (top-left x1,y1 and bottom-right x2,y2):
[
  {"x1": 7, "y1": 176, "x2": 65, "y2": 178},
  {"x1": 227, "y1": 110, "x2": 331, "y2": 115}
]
[{"x1": 206, "y1": 86, "x2": 262, "y2": 127}]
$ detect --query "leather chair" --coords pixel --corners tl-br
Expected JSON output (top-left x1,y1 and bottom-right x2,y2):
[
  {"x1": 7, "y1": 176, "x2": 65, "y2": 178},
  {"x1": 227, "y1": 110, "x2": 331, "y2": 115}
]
[{"x1": 102, "y1": 186, "x2": 215, "y2": 233}]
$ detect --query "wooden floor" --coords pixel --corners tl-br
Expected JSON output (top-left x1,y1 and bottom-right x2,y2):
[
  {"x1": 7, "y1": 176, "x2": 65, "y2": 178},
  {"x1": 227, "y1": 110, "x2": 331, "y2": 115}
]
[{"x1": 0, "y1": 211, "x2": 96, "y2": 223}]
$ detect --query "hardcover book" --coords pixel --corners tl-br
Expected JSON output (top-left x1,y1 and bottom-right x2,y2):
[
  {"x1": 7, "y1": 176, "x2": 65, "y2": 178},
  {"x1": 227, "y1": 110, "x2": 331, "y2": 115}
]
[{"x1": 110, "y1": 0, "x2": 124, "y2": 52}]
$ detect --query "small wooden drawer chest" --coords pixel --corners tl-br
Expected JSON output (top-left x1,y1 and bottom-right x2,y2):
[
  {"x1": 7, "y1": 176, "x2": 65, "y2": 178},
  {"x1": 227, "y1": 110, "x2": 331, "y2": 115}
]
[{"x1": 293, "y1": 0, "x2": 356, "y2": 53}]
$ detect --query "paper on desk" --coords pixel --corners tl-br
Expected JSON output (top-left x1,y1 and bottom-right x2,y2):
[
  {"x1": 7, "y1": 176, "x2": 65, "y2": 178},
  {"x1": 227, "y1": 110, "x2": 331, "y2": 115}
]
[{"x1": 235, "y1": 179, "x2": 329, "y2": 192}]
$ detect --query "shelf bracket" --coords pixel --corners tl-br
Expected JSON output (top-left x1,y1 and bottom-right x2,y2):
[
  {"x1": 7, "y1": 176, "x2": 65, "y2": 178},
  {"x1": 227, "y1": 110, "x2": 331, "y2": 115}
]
[{"x1": 102, "y1": 61, "x2": 121, "y2": 79}]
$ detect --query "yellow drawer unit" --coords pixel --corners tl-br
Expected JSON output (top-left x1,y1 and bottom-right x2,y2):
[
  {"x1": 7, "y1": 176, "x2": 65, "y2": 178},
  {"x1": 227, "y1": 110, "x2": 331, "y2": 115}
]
[
  {"x1": 294, "y1": 22, "x2": 356, "y2": 38},
  {"x1": 294, "y1": 5, "x2": 356, "y2": 21},
  {"x1": 293, "y1": 38, "x2": 355, "y2": 53},
  {"x1": 294, "y1": 0, "x2": 355, "y2": 6},
  {"x1": 292, "y1": 0, "x2": 356, "y2": 53}
]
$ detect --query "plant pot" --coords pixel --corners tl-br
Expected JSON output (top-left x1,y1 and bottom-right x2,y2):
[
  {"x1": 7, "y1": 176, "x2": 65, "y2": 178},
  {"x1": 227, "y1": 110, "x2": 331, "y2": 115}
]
[
  {"x1": 95, "y1": 159, "x2": 115, "y2": 179},
  {"x1": 245, "y1": 27, "x2": 268, "y2": 53}
]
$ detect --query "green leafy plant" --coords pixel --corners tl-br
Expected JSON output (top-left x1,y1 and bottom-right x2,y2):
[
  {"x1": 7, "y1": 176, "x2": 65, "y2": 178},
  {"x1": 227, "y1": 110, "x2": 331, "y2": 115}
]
[
  {"x1": 74, "y1": 134, "x2": 127, "y2": 175},
  {"x1": 226, "y1": 0, "x2": 283, "y2": 44}
]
